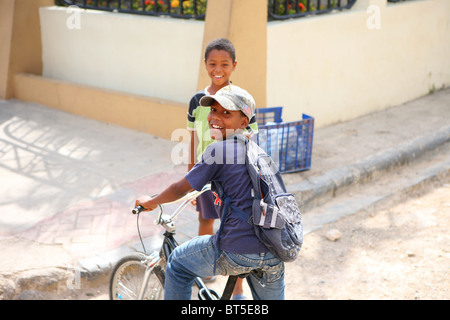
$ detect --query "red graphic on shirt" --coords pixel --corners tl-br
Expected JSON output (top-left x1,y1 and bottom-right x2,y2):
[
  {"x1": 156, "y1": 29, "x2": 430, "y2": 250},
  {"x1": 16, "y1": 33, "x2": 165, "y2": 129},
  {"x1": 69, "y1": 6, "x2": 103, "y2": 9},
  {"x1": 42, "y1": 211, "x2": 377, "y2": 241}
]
[{"x1": 212, "y1": 191, "x2": 222, "y2": 206}]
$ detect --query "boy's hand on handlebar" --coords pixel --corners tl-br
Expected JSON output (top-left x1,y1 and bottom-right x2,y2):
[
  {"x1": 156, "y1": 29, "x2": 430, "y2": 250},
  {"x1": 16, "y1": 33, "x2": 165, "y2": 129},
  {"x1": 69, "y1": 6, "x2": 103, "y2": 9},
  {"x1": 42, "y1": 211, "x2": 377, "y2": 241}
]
[
  {"x1": 133, "y1": 178, "x2": 193, "y2": 214},
  {"x1": 134, "y1": 195, "x2": 158, "y2": 213}
]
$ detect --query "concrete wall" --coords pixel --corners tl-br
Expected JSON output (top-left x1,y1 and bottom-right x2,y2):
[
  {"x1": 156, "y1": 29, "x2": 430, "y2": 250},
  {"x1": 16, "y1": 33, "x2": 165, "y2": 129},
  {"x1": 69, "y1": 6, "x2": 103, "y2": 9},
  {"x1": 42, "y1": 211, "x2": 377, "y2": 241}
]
[
  {"x1": 267, "y1": 0, "x2": 450, "y2": 126},
  {"x1": 40, "y1": 6, "x2": 205, "y2": 104},
  {"x1": 2, "y1": 0, "x2": 449, "y2": 139}
]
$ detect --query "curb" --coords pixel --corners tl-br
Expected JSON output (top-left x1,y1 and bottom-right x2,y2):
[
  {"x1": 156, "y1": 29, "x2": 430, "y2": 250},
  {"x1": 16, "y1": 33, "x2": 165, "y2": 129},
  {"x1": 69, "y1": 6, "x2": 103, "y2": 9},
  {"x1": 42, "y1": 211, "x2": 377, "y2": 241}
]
[{"x1": 301, "y1": 154, "x2": 450, "y2": 235}]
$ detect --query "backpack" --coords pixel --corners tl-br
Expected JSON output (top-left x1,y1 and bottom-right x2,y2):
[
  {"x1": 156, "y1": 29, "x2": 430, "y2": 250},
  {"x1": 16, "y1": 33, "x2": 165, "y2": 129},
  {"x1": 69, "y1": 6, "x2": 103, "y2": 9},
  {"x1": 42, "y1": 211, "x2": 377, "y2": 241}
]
[{"x1": 213, "y1": 134, "x2": 303, "y2": 262}]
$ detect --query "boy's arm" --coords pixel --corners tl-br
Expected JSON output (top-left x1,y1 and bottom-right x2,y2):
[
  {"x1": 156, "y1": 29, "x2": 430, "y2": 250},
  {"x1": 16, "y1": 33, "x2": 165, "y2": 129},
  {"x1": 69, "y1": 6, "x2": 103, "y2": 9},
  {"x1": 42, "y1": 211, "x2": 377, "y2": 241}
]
[{"x1": 135, "y1": 177, "x2": 193, "y2": 212}]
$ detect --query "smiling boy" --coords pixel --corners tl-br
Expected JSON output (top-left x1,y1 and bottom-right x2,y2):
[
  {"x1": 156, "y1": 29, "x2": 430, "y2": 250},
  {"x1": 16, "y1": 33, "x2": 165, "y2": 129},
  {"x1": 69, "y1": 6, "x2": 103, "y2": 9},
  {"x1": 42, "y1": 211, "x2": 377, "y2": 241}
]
[
  {"x1": 188, "y1": 39, "x2": 257, "y2": 242},
  {"x1": 135, "y1": 86, "x2": 285, "y2": 300}
]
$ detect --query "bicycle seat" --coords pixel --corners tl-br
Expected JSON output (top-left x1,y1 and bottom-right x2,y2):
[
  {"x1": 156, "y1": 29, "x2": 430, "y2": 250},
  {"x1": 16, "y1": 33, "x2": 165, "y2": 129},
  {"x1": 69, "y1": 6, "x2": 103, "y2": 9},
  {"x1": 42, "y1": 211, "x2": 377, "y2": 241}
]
[
  {"x1": 221, "y1": 269, "x2": 264, "y2": 300},
  {"x1": 238, "y1": 269, "x2": 263, "y2": 279}
]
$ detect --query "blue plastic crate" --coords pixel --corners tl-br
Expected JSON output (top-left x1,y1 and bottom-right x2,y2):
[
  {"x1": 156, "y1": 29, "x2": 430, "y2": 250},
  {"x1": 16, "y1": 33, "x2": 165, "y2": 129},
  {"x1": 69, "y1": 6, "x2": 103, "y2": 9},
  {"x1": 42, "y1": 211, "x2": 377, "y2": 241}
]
[
  {"x1": 255, "y1": 107, "x2": 283, "y2": 125},
  {"x1": 255, "y1": 114, "x2": 314, "y2": 173}
]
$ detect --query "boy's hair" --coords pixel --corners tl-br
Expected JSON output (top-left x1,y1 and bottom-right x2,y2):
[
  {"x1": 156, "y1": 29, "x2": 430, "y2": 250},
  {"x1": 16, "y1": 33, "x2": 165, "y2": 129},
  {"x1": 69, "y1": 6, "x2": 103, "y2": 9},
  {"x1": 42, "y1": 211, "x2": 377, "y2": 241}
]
[{"x1": 204, "y1": 38, "x2": 236, "y2": 62}]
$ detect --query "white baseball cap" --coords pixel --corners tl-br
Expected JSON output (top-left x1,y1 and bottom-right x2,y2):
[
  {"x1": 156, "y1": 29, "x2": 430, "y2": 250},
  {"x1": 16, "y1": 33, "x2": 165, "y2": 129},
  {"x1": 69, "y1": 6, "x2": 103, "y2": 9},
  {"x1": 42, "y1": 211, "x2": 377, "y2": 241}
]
[{"x1": 199, "y1": 85, "x2": 255, "y2": 121}]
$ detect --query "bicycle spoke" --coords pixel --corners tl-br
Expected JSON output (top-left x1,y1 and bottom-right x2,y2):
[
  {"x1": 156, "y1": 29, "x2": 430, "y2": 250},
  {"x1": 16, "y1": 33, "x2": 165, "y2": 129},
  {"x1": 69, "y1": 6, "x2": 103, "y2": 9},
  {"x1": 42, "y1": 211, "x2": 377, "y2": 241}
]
[{"x1": 117, "y1": 281, "x2": 138, "y2": 299}]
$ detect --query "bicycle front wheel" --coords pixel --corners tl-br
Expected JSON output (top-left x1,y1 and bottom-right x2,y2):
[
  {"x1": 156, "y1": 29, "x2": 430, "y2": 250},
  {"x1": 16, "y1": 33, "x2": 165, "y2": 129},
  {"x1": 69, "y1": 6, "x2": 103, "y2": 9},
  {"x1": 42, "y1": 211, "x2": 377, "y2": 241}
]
[{"x1": 109, "y1": 253, "x2": 165, "y2": 300}]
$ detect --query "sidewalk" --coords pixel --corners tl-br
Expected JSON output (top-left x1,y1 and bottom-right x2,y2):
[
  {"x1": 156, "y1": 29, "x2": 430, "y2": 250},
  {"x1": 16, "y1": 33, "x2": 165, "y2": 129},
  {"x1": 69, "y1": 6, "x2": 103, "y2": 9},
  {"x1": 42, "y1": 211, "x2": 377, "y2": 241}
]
[{"x1": 0, "y1": 88, "x2": 449, "y2": 298}]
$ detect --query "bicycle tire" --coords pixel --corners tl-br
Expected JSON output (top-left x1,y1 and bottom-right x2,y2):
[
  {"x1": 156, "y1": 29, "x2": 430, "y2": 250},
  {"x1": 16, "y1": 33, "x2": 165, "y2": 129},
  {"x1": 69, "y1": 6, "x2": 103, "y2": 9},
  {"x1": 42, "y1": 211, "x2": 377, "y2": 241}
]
[{"x1": 109, "y1": 253, "x2": 165, "y2": 300}]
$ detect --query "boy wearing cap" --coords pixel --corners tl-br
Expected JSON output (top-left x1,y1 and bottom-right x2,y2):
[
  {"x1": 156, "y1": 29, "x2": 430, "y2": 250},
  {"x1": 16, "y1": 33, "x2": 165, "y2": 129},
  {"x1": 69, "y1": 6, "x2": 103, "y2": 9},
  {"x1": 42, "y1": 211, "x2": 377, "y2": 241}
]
[{"x1": 135, "y1": 86, "x2": 285, "y2": 300}]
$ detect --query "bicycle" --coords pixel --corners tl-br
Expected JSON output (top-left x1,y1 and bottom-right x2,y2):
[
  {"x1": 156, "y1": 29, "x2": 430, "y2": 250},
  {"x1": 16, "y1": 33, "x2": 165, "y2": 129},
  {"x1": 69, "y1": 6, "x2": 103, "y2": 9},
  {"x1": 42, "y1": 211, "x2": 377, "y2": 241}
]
[{"x1": 109, "y1": 184, "x2": 254, "y2": 300}]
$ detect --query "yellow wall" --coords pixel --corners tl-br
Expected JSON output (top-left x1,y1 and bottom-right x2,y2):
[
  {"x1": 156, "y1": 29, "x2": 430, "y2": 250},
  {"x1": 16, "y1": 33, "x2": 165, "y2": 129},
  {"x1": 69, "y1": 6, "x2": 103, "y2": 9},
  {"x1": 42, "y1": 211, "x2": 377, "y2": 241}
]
[
  {"x1": 197, "y1": 0, "x2": 267, "y2": 108},
  {"x1": 14, "y1": 73, "x2": 186, "y2": 139},
  {"x1": 0, "y1": 0, "x2": 53, "y2": 99},
  {"x1": 0, "y1": 0, "x2": 14, "y2": 99}
]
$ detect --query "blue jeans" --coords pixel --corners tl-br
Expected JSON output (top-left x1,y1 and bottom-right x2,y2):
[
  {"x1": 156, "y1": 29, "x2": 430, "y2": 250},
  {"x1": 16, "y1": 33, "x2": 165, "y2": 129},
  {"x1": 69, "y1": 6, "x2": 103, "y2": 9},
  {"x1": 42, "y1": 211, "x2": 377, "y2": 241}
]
[{"x1": 164, "y1": 235, "x2": 285, "y2": 300}]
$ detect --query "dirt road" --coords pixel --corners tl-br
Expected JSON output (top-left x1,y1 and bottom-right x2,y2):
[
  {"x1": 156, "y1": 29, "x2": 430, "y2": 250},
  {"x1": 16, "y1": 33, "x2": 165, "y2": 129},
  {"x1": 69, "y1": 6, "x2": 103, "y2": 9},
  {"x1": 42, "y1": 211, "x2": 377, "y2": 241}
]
[{"x1": 284, "y1": 182, "x2": 449, "y2": 300}]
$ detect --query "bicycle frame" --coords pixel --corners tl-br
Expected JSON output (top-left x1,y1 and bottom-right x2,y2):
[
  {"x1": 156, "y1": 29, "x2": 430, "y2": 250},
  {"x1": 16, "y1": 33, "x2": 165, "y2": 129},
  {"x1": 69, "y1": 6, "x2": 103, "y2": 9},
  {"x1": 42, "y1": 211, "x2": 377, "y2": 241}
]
[{"x1": 135, "y1": 184, "x2": 227, "y2": 300}]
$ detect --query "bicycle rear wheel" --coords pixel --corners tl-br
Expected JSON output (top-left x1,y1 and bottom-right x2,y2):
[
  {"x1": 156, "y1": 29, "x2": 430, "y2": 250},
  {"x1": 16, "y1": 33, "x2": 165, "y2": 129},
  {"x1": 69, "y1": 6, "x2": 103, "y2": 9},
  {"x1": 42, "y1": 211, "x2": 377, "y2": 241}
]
[{"x1": 109, "y1": 253, "x2": 165, "y2": 300}]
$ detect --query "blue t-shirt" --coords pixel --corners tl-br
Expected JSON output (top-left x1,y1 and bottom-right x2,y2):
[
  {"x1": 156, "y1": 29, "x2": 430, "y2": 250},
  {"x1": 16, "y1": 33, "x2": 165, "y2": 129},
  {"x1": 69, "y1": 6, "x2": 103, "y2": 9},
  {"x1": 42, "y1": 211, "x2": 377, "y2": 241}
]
[{"x1": 185, "y1": 137, "x2": 268, "y2": 254}]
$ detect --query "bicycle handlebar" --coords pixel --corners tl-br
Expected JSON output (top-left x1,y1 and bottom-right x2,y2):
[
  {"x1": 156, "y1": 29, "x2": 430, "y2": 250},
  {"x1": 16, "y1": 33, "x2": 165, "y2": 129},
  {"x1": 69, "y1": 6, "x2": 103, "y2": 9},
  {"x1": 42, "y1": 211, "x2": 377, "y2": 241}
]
[
  {"x1": 132, "y1": 184, "x2": 211, "y2": 218},
  {"x1": 132, "y1": 205, "x2": 145, "y2": 214}
]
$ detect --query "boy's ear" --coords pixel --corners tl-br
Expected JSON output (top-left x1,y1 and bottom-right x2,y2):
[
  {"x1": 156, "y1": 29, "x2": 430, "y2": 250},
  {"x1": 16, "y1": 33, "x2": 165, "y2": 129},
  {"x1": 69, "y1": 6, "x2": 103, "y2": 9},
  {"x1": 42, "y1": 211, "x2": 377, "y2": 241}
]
[
  {"x1": 232, "y1": 60, "x2": 237, "y2": 71},
  {"x1": 240, "y1": 115, "x2": 249, "y2": 129}
]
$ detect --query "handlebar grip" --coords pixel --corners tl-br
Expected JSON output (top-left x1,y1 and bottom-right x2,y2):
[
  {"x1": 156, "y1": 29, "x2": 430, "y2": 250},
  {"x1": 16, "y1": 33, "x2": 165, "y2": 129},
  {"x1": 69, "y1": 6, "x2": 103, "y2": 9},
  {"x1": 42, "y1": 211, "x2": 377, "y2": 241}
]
[{"x1": 132, "y1": 205, "x2": 145, "y2": 214}]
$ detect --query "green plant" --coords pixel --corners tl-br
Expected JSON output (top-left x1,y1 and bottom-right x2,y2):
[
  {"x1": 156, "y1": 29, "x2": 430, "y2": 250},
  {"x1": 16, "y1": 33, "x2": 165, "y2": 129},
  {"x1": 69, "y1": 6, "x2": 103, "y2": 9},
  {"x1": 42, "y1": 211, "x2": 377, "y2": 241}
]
[{"x1": 82, "y1": 0, "x2": 206, "y2": 16}]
